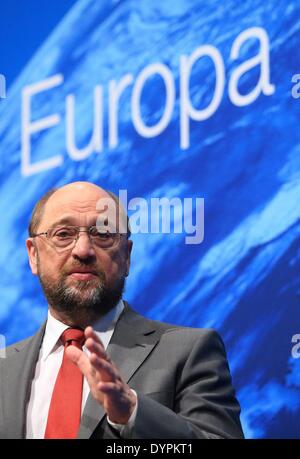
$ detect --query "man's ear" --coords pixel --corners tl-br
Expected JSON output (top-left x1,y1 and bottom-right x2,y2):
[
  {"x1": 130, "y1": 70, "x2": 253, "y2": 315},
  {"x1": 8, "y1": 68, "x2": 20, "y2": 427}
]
[{"x1": 26, "y1": 238, "x2": 38, "y2": 275}]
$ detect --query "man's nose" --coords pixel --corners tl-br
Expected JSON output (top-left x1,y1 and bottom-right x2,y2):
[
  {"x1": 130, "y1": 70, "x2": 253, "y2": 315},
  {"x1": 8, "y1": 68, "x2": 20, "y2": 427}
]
[{"x1": 71, "y1": 231, "x2": 96, "y2": 258}]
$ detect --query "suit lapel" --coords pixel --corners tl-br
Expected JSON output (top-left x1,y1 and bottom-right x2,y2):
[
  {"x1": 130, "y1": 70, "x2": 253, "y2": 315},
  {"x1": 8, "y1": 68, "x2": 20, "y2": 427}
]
[
  {"x1": 1, "y1": 324, "x2": 45, "y2": 438},
  {"x1": 77, "y1": 306, "x2": 160, "y2": 439}
]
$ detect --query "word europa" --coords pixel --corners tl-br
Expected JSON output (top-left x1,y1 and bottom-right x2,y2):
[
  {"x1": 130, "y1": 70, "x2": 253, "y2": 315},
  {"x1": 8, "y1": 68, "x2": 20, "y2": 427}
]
[
  {"x1": 291, "y1": 334, "x2": 300, "y2": 358},
  {"x1": 0, "y1": 74, "x2": 6, "y2": 99},
  {"x1": 21, "y1": 26, "x2": 275, "y2": 176},
  {"x1": 106, "y1": 443, "x2": 192, "y2": 456},
  {"x1": 96, "y1": 190, "x2": 204, "y2": 244},
  {"x1": 291, "y1": 74, "x2": 300, "y2": 99}
]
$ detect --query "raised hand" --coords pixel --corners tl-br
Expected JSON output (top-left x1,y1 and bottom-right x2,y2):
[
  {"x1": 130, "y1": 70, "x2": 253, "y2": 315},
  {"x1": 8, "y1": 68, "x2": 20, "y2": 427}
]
[{"x1": 65, "y1": 326, "x2": 137, "y2": 424}]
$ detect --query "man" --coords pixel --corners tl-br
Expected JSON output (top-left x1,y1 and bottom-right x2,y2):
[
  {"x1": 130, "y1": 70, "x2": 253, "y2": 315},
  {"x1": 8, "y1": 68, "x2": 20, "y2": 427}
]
[{"x1": 0, "y1": 181, "x2": 244, "y2": 439}]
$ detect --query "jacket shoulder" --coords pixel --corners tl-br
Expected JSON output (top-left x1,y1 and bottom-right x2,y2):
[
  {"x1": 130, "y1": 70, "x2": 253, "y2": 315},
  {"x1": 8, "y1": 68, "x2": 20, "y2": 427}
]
[
  {"x1": 2, "y1": 335, "x2": 35, "y2": 359},
  {"x1": 124, "y1": 302, "x2": 223, "y2": 346},
  {"x1": 1, "y1": 322, "x2": 46, "y2": 360}
]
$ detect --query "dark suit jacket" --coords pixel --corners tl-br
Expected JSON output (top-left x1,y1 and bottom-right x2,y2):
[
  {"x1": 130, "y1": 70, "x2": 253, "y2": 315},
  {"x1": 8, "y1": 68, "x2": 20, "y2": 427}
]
[{"x1": 0, "y1": 303, "x2": 244, "y2": 439}]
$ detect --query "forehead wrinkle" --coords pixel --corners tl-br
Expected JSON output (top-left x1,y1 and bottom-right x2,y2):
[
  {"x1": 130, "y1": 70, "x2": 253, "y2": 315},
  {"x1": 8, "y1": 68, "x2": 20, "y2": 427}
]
[
  {"x1": 65, "y1": 199, "x2": 100, "y2": 211},
  {"x1": 48, "y1": 200, "x2": 101, "y2": 214},
  {"x1": 68, "y1": 204, "x2": 99, "y2": 213},
  {"x1": 43, "y1": 208, "x2": 101, "y2": 229},
  {"x1": 50, "y1": 213, "x2": 97, "y2": 225}
]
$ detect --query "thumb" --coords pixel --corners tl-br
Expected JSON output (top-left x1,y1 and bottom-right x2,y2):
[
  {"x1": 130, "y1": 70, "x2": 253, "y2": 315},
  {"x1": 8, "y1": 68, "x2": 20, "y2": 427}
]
[
  {"x1": 65, "y1": 345, "x2": 90, "y2": 377},
  {"x1": 65, "y1": 344, "x2": 82, "y2": 363}
]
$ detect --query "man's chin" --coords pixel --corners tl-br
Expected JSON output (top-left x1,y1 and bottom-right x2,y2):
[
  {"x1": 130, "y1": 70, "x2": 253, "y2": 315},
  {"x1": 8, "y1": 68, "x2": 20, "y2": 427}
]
[{"x1": 64, "y1": 284, "x2": 101, "y2": 300}]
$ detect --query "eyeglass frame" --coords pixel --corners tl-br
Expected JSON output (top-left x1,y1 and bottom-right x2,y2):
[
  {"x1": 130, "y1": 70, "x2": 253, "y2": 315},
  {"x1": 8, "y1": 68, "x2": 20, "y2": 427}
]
[{"x1": 30, "y1": 225, "x2": 130, "y2": 251}]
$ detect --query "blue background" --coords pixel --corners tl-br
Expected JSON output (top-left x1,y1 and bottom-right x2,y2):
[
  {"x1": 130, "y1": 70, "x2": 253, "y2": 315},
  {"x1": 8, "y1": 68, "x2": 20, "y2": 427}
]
[{"x1": 0, "y1": 0, "x2": 300, "y2": 438}]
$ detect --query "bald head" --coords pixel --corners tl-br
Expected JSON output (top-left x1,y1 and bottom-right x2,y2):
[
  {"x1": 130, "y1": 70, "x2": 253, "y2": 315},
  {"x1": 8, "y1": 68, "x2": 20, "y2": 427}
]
[
  {"x1": 44, "y1": 182, "x2": 111, "y2": 217},
  {"x1": 51, "y1": 181, "x2": 109, "y2": 200},
  {"x1": 28, "y1": 181, "x2": 130, "y2": 236}
]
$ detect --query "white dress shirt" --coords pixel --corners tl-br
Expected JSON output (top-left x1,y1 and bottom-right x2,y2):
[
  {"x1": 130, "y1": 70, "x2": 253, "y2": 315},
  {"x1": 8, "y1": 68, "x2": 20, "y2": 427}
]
[{"x1": 26, "y1": 300, "x2": 137, "y2": 438}]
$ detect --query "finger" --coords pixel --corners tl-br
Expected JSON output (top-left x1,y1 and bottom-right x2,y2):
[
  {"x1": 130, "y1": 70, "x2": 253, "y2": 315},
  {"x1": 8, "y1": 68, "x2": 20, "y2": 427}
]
[
  {"x1": 97, "y1": 381, "x2": 118, "y2": 394},
  {"x1": 90, "y1": 353, "x2": 118, "y2": 382},
  {"x1": 65, "y1": 345, "x2": 92, "y2": 377},
  {"x1": 84, "y1": 326, "x2": 105, "y2": 347},
  {"x1": 85, "y1": 337, "x2": 107, "y2": 358}
]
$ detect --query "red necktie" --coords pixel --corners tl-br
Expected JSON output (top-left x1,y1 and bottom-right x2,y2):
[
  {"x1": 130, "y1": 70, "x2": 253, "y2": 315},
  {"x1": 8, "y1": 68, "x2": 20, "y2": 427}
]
[{"x1": 44, "y1": 328, "x2": 85, "y2": 439}]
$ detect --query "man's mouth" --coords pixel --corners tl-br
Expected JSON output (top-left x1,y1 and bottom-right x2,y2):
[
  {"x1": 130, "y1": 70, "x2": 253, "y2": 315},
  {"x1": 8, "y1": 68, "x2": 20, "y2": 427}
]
[
  {"x1": 69, "y1": 273, "x2": 98, "y2": 280},
  {"x1": 68, "y1": 268, "x2": 98, "y2": 281}
]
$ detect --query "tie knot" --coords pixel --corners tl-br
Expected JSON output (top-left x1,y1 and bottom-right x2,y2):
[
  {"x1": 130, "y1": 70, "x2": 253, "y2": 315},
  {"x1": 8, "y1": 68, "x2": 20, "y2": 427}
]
[{"x1": 61, "y1": 328, "x2": 85, "y2": 348}]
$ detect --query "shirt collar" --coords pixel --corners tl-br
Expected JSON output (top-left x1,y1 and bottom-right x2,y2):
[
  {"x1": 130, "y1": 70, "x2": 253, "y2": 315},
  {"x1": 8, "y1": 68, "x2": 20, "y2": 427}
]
[{"x1": 41, "y1": 300, "x2": 124, "y2": 361}]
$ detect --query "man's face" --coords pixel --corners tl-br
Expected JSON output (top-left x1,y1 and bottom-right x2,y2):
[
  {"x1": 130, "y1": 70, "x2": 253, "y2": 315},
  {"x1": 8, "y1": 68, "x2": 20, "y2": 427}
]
[{"x1": 26, "y1": 184, "x2": 132, "y2": 326}]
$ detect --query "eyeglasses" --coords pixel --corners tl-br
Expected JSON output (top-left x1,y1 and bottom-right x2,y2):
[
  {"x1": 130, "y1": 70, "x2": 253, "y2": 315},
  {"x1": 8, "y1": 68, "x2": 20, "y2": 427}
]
[{"x1": 31, "y1": 226, "x2": 126, "y2": 252}]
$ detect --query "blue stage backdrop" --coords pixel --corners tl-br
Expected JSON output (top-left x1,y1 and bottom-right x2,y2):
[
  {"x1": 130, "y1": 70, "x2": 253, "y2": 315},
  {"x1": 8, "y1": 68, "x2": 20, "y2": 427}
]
[{"x1": 0, "y1": 0, "x2": 300, "y2": 439}]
